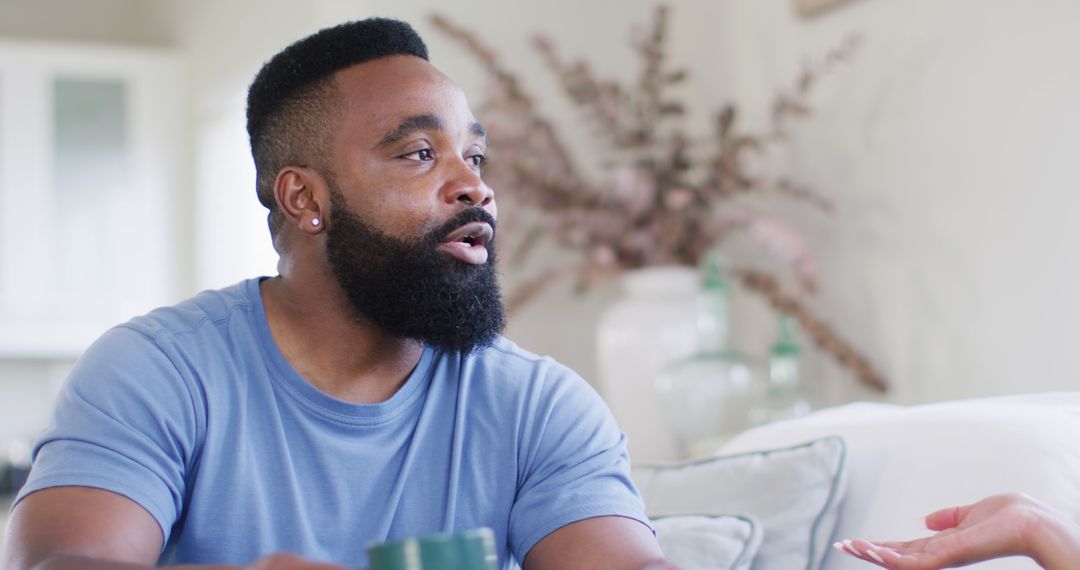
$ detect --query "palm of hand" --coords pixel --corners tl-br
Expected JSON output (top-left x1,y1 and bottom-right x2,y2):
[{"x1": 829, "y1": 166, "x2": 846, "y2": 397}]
[{"x1": 845, "y1": 493, "x2": 1041, "y2": 569}]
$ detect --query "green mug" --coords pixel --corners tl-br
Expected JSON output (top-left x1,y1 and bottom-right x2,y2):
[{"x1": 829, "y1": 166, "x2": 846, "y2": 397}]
[{"x1": 367, "y1": 527, "x2": 498, "y2": 570}]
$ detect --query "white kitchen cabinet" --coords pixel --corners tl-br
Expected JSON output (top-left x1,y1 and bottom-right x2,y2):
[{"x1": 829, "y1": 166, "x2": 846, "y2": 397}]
[{"x1": 0, "y1": 40, "x2": 183, "y2": 358}]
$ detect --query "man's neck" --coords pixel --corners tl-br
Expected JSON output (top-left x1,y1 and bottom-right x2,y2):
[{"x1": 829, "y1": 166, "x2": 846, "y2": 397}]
[{"x1": 259, "y1": 274, "x2": 424, "y2": 404}]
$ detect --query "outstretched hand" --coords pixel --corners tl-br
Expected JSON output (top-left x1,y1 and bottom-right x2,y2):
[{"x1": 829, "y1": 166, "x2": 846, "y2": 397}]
[{"x1": 832, "y1": 493, "x2": 1077, "y2": 569}]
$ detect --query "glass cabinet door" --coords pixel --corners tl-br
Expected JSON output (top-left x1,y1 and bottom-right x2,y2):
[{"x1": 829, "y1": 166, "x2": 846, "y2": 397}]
[{"x1": 52, "y1": 77, "x2": 131, "y2": 312}]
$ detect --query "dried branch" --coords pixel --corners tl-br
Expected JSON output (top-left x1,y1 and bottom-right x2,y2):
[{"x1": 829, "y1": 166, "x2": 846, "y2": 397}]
[{"x1": 738, "y1": 270, "x2": 886, "y2": 392}]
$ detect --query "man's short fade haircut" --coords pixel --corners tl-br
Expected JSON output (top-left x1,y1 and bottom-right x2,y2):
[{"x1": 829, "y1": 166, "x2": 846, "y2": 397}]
[{"x1": 246, "y1": 18, "x2": 429, "y2": 237}]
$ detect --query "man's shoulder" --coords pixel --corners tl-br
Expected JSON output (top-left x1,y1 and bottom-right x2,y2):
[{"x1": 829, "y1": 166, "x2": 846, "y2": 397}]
[
  {"x1": 473, "y1": 336, "x2": 544, "y2": 364},
  {"x1": 118, "y1": 278, "x2": 261, "y2": 342},
  {"x1": 456, "y1": 337, "x2": 595, "y2": 399},
  {"x1": 77, "y1": 278, "x2": 264, "y2": 375},
  {"x1": 64, "y1": 278, "x2": 267, "y2": 407},
  {"x1": 467, "y1": 337, "x2": 571, "y2": 377}
]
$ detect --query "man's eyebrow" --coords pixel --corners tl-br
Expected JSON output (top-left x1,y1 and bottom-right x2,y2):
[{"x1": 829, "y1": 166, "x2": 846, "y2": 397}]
[
  {"x1": 376, "y1": 115, "x2": 444, "y2": 148},
  {"x1": 471, "y1": 122, "x2": 488, "y2": 144}
]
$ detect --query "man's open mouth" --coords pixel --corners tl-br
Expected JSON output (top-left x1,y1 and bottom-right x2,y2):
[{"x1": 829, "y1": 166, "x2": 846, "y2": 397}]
[{"x1": 438, "y1": 221, "x2": 493, "y2": 265}]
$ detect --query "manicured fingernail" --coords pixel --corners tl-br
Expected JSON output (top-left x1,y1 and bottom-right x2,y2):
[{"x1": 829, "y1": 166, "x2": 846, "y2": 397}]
[
  {"x1": 866, "y1": 549, "x2": 884, "y2": 564},
  {"x1": 833, "y1": 541, "x2": 856, "y2": 558},
  {"x1": 842, "y1": 540, "x2": 860, "y2": 557}
]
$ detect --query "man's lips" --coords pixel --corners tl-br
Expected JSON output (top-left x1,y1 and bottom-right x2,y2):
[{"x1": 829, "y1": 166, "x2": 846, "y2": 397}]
[{"x1": 438, "y1": 221, "x2": 493, "y2": 265}]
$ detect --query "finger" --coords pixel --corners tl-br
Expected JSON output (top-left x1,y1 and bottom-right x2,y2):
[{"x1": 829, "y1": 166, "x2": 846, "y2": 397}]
[
  {"x1": 869, "y1": 545, "x2": 914, "y2": 569},
  {"x1": 865, "y1": 536, "x2": 931, "y2": 553},
  {"x1": 833, "y1": 539, "x2": 882, "y2": 566},
  {"x1": 925, "y1": 503, "x2": 975, "y2": 531},
  {"x1": 833, "y1": 540, "x2": 871, "y2": 563},
  {"x1": 852, "y1": 539, "x2": 901, "y2": 566},
  {"x1": 837, "y1": 539, "x2": 906, "y2": 568}
]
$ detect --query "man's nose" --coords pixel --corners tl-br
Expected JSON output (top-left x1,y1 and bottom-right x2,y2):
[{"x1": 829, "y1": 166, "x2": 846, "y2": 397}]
[{"x1": 443, "y1": 162, "x2": 494, "y2": 208}]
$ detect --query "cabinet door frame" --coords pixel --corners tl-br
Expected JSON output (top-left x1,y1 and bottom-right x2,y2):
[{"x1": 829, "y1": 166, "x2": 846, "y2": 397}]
[{"x1": 0, "y1": 39, "x2": 183, "y2": 358}]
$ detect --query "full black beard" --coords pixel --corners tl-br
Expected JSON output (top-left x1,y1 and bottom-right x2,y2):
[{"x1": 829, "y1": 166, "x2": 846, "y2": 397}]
[{"x1": 324, "y1": 191, "x2": 505, "y2": 353}]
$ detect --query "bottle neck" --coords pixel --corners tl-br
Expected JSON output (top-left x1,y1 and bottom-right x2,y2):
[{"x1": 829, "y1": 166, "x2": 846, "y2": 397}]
[
  {"x1": 768, "y1": 315, "x2": 801, "y2": 389},
  {"x1": 696, "y1": 284, "x2": 731, "y2": 353}
]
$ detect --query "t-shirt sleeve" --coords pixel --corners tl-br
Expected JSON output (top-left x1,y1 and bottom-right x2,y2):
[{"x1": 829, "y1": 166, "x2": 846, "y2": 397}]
[
  {"x1": 15, "y1": 325, "x2": 202, "y2": 544},
  {"x1": 508, "y1": 359, "x2": 652, "y2": 562}
]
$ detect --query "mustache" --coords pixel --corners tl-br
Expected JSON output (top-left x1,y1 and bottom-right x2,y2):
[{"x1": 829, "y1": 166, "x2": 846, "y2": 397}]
[{"x1": 428, "y1": 207, "x2": 497, "y2": 243}]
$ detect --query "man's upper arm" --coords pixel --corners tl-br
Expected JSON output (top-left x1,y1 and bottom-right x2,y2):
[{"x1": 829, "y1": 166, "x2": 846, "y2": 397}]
[
  {"x1": 16, "y1": 325, "x2": 201, "y2": 546},
  {"x1": 522, "y1": 516, "x2": 670, "y2": 570},
  {"x1": 4, "y1": 486, "x2": 164, "y2": 570},
  {"x1": 507, "y1": 360, "x2": 655, "y2": 563}
]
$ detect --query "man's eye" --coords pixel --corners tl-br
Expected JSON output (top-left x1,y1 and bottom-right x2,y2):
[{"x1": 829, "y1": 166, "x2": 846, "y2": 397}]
[
  {"x1": 405, "y1": 148, "x2": 434, "y2": 161},
  {"x1": 467, "y1": 154, "x2": 486, "y2": 168}
]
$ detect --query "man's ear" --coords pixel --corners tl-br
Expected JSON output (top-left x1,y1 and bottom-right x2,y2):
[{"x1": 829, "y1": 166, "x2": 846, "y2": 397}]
[{"x1": 274, "y1": 166, "x2": 328, "y2": 235}]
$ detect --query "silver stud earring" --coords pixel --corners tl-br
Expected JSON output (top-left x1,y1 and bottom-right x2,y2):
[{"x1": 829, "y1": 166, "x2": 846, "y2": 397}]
[{"x1": 311, "y1": 218, "x2": 320, "y2": 227}]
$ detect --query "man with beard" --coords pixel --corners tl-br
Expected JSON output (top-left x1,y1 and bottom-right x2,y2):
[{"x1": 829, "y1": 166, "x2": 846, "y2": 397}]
[{"x1": 5, "y1": 17, "x2": 670, "y2": 570}]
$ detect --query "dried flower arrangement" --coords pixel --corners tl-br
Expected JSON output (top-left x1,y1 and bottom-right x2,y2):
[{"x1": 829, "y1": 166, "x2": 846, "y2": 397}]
[{"x1": 431, "y1": 6, "x2": 886, "y2": 392}]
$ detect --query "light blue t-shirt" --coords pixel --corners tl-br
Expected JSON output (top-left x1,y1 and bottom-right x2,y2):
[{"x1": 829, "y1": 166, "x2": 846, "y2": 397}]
[{"x1": 17, "y1": 278, "x2": 648, "y2": 568}]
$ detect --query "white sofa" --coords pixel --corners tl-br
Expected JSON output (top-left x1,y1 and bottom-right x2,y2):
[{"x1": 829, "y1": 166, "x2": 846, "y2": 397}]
[{"x1": 634, "y1": 392, "x2": 1080, "y2": 569}]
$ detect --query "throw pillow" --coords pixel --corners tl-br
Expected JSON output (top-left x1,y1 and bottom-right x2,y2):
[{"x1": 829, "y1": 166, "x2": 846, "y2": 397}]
[
  {"x1": 653, "y1": 514, "x2": 762, "y2": 570},
  {"x1": 632, "y1": 436, "x2": 847, "y2": 570}
]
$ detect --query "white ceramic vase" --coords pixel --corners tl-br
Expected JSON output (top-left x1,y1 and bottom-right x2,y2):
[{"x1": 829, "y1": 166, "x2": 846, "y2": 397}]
[{"x1": 596, "y1": 266, "x2": 698, "y2": 464}]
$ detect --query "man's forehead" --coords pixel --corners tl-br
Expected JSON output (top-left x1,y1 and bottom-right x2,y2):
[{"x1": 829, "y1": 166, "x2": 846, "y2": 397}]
[{"x1": 333, "y1": 56, "x2": 480, "y2": 140}]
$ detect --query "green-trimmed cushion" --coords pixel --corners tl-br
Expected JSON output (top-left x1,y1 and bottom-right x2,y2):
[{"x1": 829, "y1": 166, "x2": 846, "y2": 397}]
[
  {"x1": 633, "y1": 436, "x2": 847, "y2": 570},
  {"x1": 653, "y1": 514, "x2": 761, "y2": 570}
]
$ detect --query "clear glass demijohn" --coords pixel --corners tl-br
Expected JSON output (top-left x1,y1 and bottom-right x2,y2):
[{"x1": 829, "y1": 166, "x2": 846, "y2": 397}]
[{"x1": 653, "y1": 251, "x2": 760, "y2": 457}]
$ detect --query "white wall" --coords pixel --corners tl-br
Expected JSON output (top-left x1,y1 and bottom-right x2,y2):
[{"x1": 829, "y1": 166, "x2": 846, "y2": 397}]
[
  {"x1": 0, "y1": 0, "x2": 174, "y2": 46},
  {"x1": 714, "y1": 0, "x2": 1080, "y2": 403}
]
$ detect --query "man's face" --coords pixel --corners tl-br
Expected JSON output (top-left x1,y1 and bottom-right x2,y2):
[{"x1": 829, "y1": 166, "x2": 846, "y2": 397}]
[
  {"x1": 328, "y1": 55, "x2": 497, "y2": 245},
  {"x1": 320, "y1": 55, "x2": 504, "y2": 352}
]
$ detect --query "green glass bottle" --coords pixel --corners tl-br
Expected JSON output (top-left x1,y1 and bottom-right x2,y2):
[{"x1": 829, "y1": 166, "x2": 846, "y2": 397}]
[
  {"x1": 748, "y1": 314, "x2": 811, "y2": 427},
  {"x1": 653, "y1": 250, "x2": 759, "y2": 458}
]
